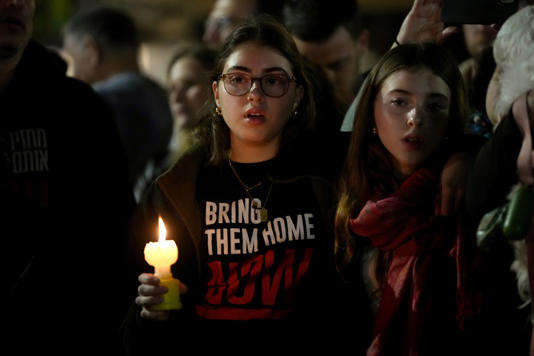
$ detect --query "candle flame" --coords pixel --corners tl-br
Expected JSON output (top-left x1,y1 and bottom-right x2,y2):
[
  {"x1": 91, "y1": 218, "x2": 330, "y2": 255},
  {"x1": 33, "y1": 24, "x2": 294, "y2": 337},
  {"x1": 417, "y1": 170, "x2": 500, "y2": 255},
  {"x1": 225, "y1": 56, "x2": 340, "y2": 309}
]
[{"x1": 158, "y1": 216, "x2": 167, "y2": 242}]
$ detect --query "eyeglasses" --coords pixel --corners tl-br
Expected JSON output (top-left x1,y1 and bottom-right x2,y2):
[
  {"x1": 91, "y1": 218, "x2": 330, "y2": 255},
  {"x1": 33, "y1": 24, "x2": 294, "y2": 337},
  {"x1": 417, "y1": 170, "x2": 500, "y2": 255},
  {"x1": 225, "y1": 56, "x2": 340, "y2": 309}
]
[{"x1": 219, "y1": 71, "x2": 297, "y2": 97}]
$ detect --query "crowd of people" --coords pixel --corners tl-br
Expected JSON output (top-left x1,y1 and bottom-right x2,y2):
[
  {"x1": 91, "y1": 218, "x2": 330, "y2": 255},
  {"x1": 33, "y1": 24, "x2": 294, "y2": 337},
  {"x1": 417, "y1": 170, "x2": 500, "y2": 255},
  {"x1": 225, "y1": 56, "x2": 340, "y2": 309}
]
[{"x1": 3, "y1": 0, "x2": 534, "y2": 355}]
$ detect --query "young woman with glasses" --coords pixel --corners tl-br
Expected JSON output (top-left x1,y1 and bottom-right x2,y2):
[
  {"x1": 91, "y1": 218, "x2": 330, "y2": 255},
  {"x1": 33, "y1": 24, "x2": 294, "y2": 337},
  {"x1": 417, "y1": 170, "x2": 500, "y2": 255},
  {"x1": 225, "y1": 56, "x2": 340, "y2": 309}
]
[{"x1": 122, "y1": 15, "x2": 350, "y2": 354}]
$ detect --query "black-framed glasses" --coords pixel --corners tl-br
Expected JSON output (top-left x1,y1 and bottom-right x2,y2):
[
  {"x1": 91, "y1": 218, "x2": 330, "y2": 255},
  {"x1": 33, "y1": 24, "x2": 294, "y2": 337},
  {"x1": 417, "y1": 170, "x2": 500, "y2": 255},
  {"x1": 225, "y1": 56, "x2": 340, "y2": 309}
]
[{"x1": 219, "y1": 71, "x2": 297, "y2": 97}]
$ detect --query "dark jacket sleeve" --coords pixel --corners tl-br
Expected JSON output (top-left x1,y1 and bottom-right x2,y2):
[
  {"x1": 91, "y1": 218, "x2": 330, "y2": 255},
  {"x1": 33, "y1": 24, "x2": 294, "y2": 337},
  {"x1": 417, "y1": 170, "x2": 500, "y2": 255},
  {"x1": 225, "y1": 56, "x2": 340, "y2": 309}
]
[
  {"x1": 466, "y1": 114, "x2": 523, "y2": 221},
  {"x1": 120, "y1": 182, "x2": 200, "y2": 355}
]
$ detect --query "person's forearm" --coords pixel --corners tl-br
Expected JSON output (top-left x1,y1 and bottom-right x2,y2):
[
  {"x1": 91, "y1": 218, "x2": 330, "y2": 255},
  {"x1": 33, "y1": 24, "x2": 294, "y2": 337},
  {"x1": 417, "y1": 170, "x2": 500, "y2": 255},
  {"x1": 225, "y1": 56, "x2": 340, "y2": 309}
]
[{"x1": 466, "y1": 114, "x2": 523, "y2": 220}]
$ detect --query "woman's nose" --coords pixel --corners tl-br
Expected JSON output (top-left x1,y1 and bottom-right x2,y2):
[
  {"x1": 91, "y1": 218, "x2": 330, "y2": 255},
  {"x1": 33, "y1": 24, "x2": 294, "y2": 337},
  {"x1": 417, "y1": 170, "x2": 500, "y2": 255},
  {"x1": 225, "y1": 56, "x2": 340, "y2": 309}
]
[
  {"x1": 170, "y1": 85, "x2": 186, "y2": 103},
  {"x1": 407, "y1": 108, "x2": 423, "y2": 127},
  {"x1": 247, "y1": 79, "x2": 265, "y2": 101}
]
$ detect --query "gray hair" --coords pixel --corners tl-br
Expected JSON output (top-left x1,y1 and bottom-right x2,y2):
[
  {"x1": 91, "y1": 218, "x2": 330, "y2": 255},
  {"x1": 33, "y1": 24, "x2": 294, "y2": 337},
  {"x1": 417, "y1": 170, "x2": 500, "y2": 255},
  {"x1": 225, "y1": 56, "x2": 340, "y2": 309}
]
[
  {"x1": 493, "y1": 5, "x2": 534, "y2": 118},
  {"x1": 510, "y1": 239, "x2": 531, "y2": 309}
]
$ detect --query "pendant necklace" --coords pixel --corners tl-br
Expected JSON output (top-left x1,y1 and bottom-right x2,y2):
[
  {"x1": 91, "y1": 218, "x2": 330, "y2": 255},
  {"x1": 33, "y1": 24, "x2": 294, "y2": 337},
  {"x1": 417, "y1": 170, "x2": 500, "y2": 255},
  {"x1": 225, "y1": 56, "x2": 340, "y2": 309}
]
[{"x1": 228, "y1": 159, "x2": 273, "y2": 222}]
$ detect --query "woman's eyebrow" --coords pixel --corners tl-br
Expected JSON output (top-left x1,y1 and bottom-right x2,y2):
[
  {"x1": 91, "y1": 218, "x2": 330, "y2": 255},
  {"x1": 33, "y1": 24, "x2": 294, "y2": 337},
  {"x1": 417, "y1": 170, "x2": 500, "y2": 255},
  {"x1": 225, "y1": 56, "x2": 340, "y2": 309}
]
[
  {"x1": 263, "y1": 67, "x2": 288, "y2": 73},
  {"x1": 225, "y1": 65, "x2": 251, "y2": 73},
  {"x1": 386, "y1": 89, "x2": 411, "y2": 96},
  {"x1": 386, "y1": 89, "x2": 449, "y2": 101},
  {"x1": 427, "y1": 93, "x2": 450, "y2": 101},
  {"x1": 225, "y1": 66, "x2": 288, "y2": 74}
]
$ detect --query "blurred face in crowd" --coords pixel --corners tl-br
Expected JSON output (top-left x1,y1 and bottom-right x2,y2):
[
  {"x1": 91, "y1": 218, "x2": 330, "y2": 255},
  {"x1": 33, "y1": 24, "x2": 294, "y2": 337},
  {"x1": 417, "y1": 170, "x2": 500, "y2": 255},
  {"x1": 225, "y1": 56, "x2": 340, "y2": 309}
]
[
  {"x1": 0, "y1": 0, "x2": 35, "y2": 60},
  {"x1": 374, "y1": 67, "x2": 451, "y2": 177},
  {"x1": 485, "y1": 67, "x2": 501, "y2": 124},
  {"x1": 203, "y1": 0, "x2": 258, "y2": 47},
  {"x1": 462, "y1": 24, "x2": 496, "y2": 61},
  {"x1": 213, "y1": 42, "x2": 302, "y2": 153},
  {"x1": 168, "y1": 56, "x2": 210, "y2": 129},
  {"x1": 293, "y1": 26, "x2": 367, "y2": 109},
  {"x1": 62, "y1": 32, "x2": 98, "y2": 83}
]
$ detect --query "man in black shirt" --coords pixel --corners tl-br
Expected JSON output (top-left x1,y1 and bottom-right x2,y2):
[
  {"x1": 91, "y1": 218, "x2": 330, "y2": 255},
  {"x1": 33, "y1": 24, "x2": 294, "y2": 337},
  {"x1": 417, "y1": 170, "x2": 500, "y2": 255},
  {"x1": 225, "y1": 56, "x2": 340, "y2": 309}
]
[{"x1": 1, "y1": 1, "x2": 136, "y2": 354}]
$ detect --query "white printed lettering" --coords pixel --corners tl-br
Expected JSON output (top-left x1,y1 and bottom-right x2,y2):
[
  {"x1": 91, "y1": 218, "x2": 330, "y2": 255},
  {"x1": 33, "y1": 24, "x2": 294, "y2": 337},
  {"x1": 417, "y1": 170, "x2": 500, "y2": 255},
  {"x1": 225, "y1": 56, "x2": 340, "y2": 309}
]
[
  {"x1": 206, "y1": 202, "x2": 217, "y2": 225},
  {"x1": 287, "y1": 214, "x2": 304, "y2": 241},
  {"x1": 304, "y1": 213, "x2": 315, "y2": 239}
]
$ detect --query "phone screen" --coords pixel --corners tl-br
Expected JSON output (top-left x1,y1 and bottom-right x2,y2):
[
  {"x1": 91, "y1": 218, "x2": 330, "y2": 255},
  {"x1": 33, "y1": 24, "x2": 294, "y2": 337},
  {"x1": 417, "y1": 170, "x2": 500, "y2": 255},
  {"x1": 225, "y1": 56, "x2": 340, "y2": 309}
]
[{"x1": 442, "y1": 0, "x2": 518, "y2": 25}]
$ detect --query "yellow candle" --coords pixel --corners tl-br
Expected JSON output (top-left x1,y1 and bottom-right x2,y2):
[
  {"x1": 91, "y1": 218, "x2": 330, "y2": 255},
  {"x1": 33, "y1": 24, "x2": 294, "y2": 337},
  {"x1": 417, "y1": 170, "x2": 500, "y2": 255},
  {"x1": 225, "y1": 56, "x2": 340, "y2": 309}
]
[{"x1": 144, "y1": 216, "x2": 182, "y2": 310}]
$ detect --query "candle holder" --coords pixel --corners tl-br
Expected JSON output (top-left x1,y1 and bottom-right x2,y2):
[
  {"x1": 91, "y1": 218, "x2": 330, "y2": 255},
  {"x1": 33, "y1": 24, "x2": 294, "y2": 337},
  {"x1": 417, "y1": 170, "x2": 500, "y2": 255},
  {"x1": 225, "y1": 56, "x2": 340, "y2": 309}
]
[{"x1": 151, "y1": 277, "x2": 182, "y2": 311}]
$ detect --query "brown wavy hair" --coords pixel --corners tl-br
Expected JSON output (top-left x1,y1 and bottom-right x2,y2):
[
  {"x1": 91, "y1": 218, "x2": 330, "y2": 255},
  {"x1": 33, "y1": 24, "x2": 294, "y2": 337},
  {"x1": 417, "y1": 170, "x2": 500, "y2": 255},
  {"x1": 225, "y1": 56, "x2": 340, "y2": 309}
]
[
  {"x1": 334, "y1": 43, "x2": 467, "y2": 265},
  {"x1": 192, "y1": 15, "x2": 316, "y2": 165}
]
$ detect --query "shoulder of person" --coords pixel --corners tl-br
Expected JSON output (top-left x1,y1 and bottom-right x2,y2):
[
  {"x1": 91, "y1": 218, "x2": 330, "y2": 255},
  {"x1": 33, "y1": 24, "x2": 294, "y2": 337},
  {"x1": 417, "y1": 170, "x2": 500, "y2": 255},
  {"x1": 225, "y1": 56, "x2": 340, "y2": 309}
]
[
  {"x1": 21, "y1": 41, "x2": 108, "y2": 105},
  {"x1": 459, "y1": 57, "x2": 477, "y2": 78},
  {"x1": 159, "y1": 145, "x2": 206, "y2": 179},
  {"x1": 155, "y1": 145, "x2": 207, "y2": 203},
  {"x1": 94, "y1": 72, "x2": 166, "y2": 94}
]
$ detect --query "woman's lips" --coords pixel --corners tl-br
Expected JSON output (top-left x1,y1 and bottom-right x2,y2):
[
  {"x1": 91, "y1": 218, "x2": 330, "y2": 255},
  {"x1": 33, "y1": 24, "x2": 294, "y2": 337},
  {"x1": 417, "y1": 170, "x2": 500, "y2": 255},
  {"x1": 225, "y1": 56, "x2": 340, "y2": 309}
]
[
  {"x1": 244, "y1": 108, "x2": 266, "y2": 124},
  {"x1": 402, "y1": 134, "x2": 424, "y2": 151}
]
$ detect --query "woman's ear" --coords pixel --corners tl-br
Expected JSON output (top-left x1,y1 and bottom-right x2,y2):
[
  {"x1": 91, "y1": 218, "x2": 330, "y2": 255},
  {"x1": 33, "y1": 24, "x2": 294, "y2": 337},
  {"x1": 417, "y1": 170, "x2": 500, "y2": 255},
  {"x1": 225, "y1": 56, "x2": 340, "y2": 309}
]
[{"x1": 212, "y1": 81, "x2": 220, "y2": 108}]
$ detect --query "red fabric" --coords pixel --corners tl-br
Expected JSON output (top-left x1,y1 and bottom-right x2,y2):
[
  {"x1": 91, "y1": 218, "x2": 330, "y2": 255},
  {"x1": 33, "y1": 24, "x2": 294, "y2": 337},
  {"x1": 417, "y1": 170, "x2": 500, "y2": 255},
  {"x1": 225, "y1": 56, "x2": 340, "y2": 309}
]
[{"x1": 349, "y1": 168, "x2": 472, "y2": 356}]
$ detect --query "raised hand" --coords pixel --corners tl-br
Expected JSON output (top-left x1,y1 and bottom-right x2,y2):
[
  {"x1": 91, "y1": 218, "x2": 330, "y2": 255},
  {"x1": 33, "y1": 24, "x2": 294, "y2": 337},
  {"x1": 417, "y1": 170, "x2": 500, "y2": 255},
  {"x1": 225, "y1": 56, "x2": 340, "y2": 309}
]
[{"x1": 396, "y1": 0, "x2": 458, "y2": 45}]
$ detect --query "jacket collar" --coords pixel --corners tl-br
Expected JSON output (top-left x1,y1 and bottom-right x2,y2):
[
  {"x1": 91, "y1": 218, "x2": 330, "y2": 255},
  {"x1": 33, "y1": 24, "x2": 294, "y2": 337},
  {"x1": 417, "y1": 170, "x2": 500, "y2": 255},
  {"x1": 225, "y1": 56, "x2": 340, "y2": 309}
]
[{"x1": 156, "y1": 146, "x2": 205, "y2": 243}]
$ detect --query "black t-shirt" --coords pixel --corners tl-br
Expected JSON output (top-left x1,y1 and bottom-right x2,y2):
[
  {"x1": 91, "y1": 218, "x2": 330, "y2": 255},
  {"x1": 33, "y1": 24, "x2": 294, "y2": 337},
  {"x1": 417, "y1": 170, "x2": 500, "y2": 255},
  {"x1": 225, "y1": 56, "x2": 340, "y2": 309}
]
[{"x1": 194, "y1": 159, "x2": 330, "y2": 321}]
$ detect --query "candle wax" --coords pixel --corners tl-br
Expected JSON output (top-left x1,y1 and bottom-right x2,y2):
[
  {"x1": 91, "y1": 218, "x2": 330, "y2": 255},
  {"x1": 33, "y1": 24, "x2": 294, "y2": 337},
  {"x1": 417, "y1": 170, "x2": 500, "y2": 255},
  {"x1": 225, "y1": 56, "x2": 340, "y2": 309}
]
[{"x1": 143, "y1": 218, "x2": 182, "y2": 310}]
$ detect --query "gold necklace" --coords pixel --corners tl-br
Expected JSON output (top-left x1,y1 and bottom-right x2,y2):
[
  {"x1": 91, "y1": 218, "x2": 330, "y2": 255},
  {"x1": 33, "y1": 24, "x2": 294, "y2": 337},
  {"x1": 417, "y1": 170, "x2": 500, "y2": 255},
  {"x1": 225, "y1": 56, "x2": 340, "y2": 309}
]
[
  {"x1": 228, "y1": 159, "x2": 273, "y2": 222},
  {"x1": 228, "y1": 159, "x2": 263, "y2": 192}
]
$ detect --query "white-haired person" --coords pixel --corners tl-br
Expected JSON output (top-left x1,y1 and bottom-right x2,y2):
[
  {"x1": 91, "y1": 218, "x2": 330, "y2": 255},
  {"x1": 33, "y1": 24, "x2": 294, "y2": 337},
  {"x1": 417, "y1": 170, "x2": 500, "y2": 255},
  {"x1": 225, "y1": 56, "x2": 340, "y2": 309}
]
[{"x1": 466, "y1": 5, "x2": 534, "y2": 356}]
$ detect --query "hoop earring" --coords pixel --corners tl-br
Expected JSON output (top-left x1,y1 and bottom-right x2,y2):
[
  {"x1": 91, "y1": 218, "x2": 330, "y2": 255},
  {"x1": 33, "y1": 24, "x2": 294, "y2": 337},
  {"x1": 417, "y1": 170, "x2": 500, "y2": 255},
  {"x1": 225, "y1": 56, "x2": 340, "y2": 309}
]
[{"x1": 215, "y1": 106, "x2": 222, "y2": 116}]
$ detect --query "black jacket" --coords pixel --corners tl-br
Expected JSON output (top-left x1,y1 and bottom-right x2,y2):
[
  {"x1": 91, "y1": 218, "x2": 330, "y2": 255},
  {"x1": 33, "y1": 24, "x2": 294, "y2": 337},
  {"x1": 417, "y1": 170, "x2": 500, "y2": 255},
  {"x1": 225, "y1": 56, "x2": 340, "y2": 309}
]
[{"x1": 1, "y1": 40, "x2": 136, "y2": 355}]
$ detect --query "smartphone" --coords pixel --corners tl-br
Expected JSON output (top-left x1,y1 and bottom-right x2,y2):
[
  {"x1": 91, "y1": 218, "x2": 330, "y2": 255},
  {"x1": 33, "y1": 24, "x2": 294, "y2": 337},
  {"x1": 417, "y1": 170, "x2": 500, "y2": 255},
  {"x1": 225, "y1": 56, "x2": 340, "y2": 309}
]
[{"x1": 442, "y1": 0, "x2": 518, "y2": 25}]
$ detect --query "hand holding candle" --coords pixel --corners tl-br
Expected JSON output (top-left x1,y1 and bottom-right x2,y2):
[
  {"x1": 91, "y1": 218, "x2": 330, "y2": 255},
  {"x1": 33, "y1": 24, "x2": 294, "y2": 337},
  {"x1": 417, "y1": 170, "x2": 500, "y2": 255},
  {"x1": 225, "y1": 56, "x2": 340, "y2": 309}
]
[{"x1": 143, "y1": 216, "x2": 182, "y2": 310}]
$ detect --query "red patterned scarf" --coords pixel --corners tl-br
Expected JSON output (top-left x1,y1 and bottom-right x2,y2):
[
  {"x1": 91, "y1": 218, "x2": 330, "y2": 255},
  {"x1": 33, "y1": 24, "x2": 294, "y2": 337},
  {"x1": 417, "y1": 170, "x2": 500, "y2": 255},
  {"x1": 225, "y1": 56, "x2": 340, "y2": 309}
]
[{"x1": 349, "y1": 168, "x2": 473, "y2": 356}]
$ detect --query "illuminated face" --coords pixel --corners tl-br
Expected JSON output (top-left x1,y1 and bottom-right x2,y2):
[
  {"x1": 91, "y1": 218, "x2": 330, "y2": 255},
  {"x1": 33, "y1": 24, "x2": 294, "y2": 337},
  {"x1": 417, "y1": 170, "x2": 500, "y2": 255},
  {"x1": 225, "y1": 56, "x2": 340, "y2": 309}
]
[
  {"x1": 212, "y1": 43, "x2": 302, "y2": 153},
  {"x1": 374, "y1": 67, "x2": 451, "y2": 177},
  {"x1": 168, "y1": 56, "x2": 210, "y2": 129},
  {"x1": 62, "y1": 32, "x2": 97, "y2": 83},
  {"x1": 462, "y1": 24, "x2": 496, "y2": 60},
  {"x1": 0, "y1": 0, "x2": 35, "y2": 60},
  {"x1": 293, "y1": 26, "x2": 364, "y2": 109}
]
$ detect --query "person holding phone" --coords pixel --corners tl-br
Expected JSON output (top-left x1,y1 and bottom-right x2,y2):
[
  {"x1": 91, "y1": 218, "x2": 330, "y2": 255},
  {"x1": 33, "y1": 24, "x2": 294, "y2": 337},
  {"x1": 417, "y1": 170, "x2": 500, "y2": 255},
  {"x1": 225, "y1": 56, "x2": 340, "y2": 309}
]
[{"x1": 441, "y1": 0, "x2": 519, "y2": 25}]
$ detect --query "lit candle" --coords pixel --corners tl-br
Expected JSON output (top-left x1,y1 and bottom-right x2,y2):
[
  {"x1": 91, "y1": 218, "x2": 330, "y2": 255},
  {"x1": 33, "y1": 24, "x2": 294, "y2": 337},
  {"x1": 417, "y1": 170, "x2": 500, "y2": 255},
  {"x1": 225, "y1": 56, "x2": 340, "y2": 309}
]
[{"x1": 144, "y1": 216, "x2": 182, "y2": 310}]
